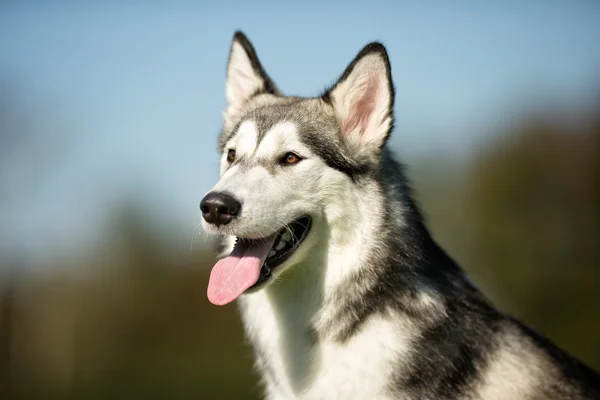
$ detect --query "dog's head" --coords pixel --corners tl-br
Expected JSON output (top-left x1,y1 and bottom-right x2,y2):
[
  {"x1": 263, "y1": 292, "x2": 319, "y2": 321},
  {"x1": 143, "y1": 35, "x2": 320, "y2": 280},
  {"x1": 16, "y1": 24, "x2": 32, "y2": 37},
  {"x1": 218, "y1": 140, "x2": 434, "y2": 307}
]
[{"x1": 202, "y1": 32, "x2": 395, "y2": 305}]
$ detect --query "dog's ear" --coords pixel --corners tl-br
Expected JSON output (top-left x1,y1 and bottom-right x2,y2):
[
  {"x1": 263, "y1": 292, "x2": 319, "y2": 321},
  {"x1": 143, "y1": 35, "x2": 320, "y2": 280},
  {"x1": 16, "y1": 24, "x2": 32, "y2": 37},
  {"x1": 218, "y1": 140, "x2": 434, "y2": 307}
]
[
  {"x1": 225, "y1": 31, "x2": 280, "y2": 117},
  {"x1": 323, "y1": 43, "x2": 394, "y2": 155}
]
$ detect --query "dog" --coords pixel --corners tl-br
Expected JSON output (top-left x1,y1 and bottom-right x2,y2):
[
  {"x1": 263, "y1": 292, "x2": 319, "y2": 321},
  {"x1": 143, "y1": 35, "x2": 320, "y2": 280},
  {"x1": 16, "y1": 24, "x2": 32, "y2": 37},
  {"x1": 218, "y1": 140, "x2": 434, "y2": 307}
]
[{"x1": 199, "y1": 31, "x2": 600, "y2": 400}]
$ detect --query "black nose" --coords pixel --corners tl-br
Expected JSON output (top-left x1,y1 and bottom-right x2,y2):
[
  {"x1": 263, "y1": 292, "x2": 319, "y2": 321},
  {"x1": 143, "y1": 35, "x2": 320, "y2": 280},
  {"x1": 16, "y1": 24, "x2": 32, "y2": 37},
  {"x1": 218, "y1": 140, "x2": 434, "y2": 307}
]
[{"x1": 200, "y1": 192, "x2": 241, "y2": 227}]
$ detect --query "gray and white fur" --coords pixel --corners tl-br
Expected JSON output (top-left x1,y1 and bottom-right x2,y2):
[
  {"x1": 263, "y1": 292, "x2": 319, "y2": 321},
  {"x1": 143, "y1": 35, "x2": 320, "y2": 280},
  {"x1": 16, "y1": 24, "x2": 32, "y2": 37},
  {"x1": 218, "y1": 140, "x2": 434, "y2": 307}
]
[{"x1": 200, "y1": 31, "x2": 600, "y2": 399}]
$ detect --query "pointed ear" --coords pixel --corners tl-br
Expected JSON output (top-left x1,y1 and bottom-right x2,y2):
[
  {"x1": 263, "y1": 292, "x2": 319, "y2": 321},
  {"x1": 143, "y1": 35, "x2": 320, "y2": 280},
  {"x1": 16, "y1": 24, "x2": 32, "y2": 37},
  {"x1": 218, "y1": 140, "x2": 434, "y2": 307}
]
[
  {"x1": 225, "y1": 31, "x2": 280, "y2": 116},
  {"x1": 323, "y1": 43, "x2": 394, "y2": 154}
]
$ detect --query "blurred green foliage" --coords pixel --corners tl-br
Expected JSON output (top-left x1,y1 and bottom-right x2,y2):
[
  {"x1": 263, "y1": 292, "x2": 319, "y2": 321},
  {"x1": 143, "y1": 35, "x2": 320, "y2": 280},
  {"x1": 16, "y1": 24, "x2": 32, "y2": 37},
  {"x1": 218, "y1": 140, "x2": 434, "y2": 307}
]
[{"x1": 0, "y1": 105, "x2": 599, "y2": 399}]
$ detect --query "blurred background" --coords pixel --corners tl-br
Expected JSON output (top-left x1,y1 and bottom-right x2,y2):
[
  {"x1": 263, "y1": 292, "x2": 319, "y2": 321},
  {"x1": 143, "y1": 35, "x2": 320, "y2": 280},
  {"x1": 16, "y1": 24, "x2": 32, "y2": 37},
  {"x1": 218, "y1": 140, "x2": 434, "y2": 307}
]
[{"x1": 1, "y1": 2, "x2": 599, "y2": 399}]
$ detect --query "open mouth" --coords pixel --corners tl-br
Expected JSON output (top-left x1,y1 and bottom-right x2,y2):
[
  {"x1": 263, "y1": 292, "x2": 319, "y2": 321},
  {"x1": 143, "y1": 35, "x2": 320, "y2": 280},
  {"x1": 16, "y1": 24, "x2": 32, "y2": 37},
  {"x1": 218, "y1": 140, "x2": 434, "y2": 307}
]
[
  {"x1": 249, "y1": 216, "x2": 312, "y2": 289},
  {"x1": 207, "y1": 216, "x2": 312, "y2": 305}
]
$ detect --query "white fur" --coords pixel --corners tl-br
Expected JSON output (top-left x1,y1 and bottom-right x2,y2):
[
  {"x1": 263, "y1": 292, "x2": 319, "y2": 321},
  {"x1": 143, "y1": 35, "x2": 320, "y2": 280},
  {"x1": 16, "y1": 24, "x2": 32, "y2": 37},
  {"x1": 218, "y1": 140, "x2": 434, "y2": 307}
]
[
  {"x1": 237, "y1": 180, "x2": 414, "y2": 399},
  {"x1": 471, "y1": 324, "x2": 559, "y2": 400},
  {"x1": 226, "y1": 41, "x2": 264, "y2": 117},
  {"x1": 233, "y1": 120, "x2": 258, "y2": 157},
  {"x1": 205, "y1": 121, "x2": 323, "y2": 241},
  {"x1": 235, "y1": 179, "x2": 416, "y2": 399},
  {"x1": 255, "y1": 122, "x2": 312, "y2": 160},
  {"x1": 204, "y1": 119, "x2": 415, "y2": 398},
  {"x1": 241, "y1": 292, "x2": 411, "y2": 400}
]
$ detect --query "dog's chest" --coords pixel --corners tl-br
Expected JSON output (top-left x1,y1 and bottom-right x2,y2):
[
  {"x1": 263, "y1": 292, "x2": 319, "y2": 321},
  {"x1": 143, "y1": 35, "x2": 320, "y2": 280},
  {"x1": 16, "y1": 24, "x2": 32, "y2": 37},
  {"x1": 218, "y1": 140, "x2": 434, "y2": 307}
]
[{"x1": 239, "y1": 293, "x2": 406, "y2": 400}]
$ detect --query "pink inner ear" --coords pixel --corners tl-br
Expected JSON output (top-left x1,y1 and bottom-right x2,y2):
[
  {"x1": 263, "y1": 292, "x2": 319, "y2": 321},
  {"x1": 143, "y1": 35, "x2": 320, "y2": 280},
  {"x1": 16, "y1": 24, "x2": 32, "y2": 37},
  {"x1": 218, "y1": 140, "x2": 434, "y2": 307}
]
[{"x1": 341, "y1": 75, "x2": 380, "y2": 142}]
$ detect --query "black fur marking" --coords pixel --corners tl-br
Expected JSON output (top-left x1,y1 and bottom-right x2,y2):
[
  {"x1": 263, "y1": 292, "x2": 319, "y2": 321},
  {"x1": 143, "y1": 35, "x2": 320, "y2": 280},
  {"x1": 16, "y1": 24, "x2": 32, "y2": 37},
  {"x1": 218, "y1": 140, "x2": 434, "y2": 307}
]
[
  {"x1": 325, "y1": 152, "x2": 504, "y2": 397},
  {"x1": 221, "y1": 99, "x2": 372, "y2": 180},
  {"x1": 301, "y1": 127, "x2": 371, "y2": 180},
  {"x1": 323, "y1": 152, "x2": 600, "y2": 398},
  {"x1": 396, "y1": 271, "x2": 502, "y2": 398},
  {"x1": 328, "y1": 152, "x2": 430, "y2": 342}
]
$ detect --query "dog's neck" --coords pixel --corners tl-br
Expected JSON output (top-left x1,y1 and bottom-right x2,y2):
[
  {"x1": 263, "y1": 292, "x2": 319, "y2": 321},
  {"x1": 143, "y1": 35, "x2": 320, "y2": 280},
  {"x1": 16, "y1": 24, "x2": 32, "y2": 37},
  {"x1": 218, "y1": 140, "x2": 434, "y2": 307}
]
[
  {"x1": 235, "y1": 153, "x2": 465, "y2": 397},
  {"x1": 237, "y1": 179, "x2": 392, "y2": 394},
  {"x1": 241, "y1": 150, "x2": 434, "y2": 333},
  {"x1": 247, "y1": 162, "x2": 419, "y2": 335}
]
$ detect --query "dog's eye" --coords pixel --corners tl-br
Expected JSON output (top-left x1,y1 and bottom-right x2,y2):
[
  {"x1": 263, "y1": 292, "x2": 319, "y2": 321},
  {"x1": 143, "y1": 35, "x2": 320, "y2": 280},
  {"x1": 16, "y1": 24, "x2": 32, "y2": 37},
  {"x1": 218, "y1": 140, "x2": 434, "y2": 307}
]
[
  {"x1": 280, "y1": 152, "x2": 302, "y2": 166},
  {"x1": 227, "y1": 149, "x2": 236, "y2": 163}
]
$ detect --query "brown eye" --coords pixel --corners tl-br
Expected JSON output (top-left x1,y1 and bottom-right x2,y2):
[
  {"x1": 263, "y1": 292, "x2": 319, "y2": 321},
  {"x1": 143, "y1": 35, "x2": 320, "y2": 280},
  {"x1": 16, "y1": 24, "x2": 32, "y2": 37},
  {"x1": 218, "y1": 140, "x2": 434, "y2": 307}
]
[
  {"x1": 227, "y1": 149, "x2": 236, "y2": 163},
  {"x1": 281, "y1": 152, "x2": 302, "y2": 166}
]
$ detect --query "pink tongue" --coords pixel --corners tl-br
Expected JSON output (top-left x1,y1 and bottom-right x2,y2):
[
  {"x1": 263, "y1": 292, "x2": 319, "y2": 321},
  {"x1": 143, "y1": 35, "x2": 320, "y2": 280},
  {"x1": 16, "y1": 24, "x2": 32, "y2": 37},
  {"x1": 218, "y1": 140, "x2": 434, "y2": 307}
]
[{"x1": 207, "y1": 235, "x2": 276, "y2": 305}]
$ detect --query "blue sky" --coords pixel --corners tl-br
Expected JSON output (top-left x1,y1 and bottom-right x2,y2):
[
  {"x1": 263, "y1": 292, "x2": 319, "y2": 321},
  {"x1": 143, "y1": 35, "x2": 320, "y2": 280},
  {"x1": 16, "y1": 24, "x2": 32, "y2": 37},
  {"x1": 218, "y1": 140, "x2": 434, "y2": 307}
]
[{"x1": 1, "y1": 2, "x2": 599, "y2": 259}]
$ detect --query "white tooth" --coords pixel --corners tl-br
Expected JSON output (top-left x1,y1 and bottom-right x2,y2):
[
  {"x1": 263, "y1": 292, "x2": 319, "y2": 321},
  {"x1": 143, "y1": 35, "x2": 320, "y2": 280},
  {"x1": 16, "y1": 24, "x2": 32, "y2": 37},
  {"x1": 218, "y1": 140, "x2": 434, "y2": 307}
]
[
  {"x1": 283, "y1": 231, "x2": 292, "y2": 242},
  {"x1": 269, "y1": 250, "x2": 276, "y2": 257},
  {"x1": 276, "y1": 241, "x2": 285, "y2": 251}
]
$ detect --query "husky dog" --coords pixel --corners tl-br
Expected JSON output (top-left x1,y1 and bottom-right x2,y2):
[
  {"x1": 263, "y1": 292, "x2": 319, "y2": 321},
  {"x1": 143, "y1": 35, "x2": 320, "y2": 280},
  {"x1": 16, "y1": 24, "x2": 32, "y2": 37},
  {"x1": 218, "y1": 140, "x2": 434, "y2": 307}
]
[{"x1": 200, "y1": 31, "x2": 600, "y2": 400}]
